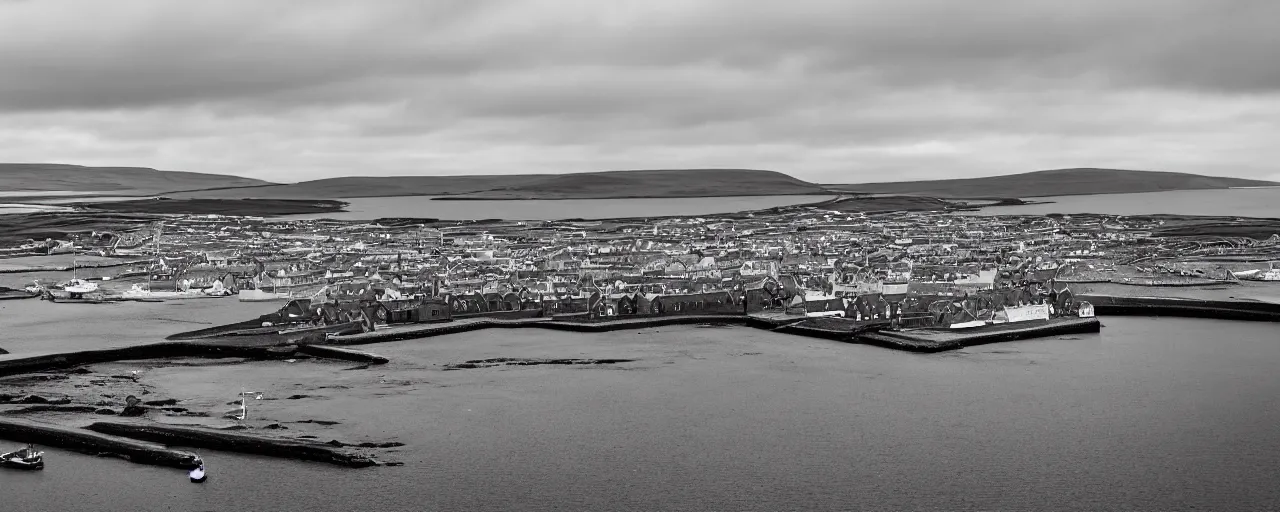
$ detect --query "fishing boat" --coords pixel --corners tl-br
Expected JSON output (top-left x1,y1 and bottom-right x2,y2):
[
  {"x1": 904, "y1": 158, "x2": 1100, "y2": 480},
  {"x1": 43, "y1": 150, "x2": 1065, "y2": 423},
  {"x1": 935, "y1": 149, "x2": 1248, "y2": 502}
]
[{"x1": 1, "y1": 444, "x2": 45, "y2": 470}]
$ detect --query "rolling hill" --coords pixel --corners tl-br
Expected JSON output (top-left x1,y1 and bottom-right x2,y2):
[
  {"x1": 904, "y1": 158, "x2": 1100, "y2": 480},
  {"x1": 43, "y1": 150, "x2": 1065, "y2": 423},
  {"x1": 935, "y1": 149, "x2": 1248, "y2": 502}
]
[
  {"x1": 0, "y1": 163, "x2": 272, "y2": 196},
  {"x1": 176, "y1": 169, "x2": 830, "y2": 200},
  {"x1": 827, "y1": 168, "x2": 1279, "y2": 198}
]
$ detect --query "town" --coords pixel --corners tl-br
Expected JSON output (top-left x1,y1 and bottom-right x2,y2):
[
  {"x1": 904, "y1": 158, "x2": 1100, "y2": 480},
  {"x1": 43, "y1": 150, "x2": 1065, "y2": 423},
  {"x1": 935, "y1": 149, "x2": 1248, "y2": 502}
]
[{"x1": 4, "y1": 201, "x2": 1279, "y2": 348}]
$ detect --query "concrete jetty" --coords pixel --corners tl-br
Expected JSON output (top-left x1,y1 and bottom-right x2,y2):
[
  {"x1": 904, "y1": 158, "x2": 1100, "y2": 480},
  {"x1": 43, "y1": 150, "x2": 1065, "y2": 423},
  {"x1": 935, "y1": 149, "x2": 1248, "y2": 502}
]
[
  {"x1": 857, "y1": 317, "x2": 1102, "y2": 352},
  {"x1": 0, "y1": 417, "x2": 201, "y2": 469},
  {"x1": 86, "y1": 422, "x2": 378, "y2": 468},
  {"x1": 295, "y1": 345, "x2": 388, "y2": 364}
]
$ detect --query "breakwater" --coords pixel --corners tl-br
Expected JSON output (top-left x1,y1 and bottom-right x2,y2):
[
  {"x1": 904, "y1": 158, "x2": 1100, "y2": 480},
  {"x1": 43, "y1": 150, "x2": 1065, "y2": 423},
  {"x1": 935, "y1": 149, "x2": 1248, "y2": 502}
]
[
  {"x1": 326, "y1": 314, "x2": 774, "y2": 346},
  {"x1": 85, "y1": 422, "x2": 379, "y2": 468},
  {"x1": 0, "y1": 417, "x2": 201, "y2": 469},
  {"x1": 0, "y1": 337, "x2": 323, "y2": 378},
  {"x1": 1078, "y1": 294, "x2": 1280, "y2": 322},
  {"x1": 178, "y1": 311, "x2": 1097, "y2": 354},
  {"x1": 859, "y1": 317, "x2": 1102, "y2": 352}
]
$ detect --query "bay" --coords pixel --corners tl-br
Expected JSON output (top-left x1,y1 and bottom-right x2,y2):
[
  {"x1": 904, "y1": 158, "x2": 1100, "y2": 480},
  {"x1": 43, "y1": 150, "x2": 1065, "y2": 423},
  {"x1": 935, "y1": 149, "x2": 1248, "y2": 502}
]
[
  {"x1": 276, "y1": 194, "x2": 836, "y2": 221},
  {"x1": 971, "y1": 188, "x2": 1280, "y2": 217},
  {"x1": 3, "y1": 317, "x2": 1279, "y2": 511}
]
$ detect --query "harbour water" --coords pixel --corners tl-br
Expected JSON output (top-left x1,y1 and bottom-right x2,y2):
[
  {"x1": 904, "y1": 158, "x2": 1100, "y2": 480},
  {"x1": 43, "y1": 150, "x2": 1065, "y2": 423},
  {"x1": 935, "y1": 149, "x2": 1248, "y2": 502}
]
[
  {"x1": 276, "y1": 194, "x2": 836, "y2": 221},
  {"x1": 971, "y1": 188, "x2": 1280, "y2": 217},
  {"x1": 3, "y1": 312, "x2": 1279, "y2": 511}
]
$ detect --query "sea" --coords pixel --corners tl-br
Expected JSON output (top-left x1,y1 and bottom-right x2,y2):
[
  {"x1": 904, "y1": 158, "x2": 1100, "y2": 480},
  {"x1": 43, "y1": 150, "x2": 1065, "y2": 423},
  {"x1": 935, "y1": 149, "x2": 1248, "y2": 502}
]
[
  {"x1": 275, "y1": 194, "x2": 836, "y2": 221},
  {"x1": 970, "y1": 188, "x2": 1280, "y2": 218},
  {"x1": 2, "y1": 297, "x2": 1280, "y2": 511}
]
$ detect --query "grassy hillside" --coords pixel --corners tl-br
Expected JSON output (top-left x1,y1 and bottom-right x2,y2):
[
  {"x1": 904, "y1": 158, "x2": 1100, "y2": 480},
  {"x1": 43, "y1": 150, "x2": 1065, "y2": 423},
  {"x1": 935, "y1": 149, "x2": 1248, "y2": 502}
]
[
  {"x1": 171, "y1": 174, "x2": 555, "y2": 199},
  {"x1": 0, "y1": 163, "x2": 272, "y2": 196},
  {"x1": 443, "y1": 169, "x2": 828, "y2": 199},
  {"x1": 180, "y1": 169, "x2": 829, "y2": 200},
  {"x1": 827, "y1": 168, "x2": 1279, "y2": 198}
]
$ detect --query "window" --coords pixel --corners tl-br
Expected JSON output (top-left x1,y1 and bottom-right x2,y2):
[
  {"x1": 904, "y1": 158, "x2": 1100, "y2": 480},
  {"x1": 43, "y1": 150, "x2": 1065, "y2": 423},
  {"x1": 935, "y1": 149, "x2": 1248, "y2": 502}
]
[{"x1": 431, "y1": 310, "x2": 439, "y2": 317}]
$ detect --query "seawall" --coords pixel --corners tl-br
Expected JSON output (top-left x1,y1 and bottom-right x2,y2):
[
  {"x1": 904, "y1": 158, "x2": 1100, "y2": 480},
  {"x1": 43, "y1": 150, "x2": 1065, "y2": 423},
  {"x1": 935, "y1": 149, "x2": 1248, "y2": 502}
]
[
  {"x1": 0, "y1": 339, "x2": 321, "y2": 378},
  {"x1": 1078, "y1": 294, "x2": 1280, "y2": 322}
]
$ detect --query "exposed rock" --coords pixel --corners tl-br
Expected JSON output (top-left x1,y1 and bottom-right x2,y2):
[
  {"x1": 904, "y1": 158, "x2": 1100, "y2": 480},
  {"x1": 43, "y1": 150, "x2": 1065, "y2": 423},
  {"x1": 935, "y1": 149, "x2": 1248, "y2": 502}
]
[
  {"x1": 16, "y1": 395, "x2": 72, "y2": 405},
  {"x1": 321, "y1": 439, "x2": 405, "y2": 448},
  {"x1": 357, "y1": 441, "x2": 404, "y2": 448},
  {"x1": 285, "y1": 394, "x2": 310, "y2": 400},
  {"x1": 295, "y1": 419, "x2": 340, "y2": 426},
  {"x1": 263, "y1": 423, "x2": 288, "y2": 430},
  {"x1": 2, "y1": 405, "x2": 98, "y2": 414},
  {"x1": 95, "y1": 408, "x2": 117, "y2": 415},
  {"x1": 143, "y1": 399, "x2": 179, "y2": 406},
  {"x1": 0, "y1": 373, "x2": 69, "y2": 383},
  {"x1": 443, "y1": 358, "x2": 635, "y2": 370}
]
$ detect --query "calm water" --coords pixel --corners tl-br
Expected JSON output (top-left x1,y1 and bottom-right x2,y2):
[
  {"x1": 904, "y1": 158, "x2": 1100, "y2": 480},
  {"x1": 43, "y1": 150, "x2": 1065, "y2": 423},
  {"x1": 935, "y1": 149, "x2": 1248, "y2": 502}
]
[
  {"x1": 3, "y1": 317, "x2": 1279, "y2": 511},
  {"x1": 278, "y1": 194, "x2": 835, "y2": 221},
  {"x1": 973, "y1": 188, "x2": 1280, "y2": 217}
]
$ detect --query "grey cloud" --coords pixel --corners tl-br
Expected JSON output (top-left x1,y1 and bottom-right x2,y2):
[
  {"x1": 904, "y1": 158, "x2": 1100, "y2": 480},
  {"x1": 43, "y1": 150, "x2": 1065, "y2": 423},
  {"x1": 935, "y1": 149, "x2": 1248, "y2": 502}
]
[{"x1": 1, "y1": 0, "x2": 1278, "y2": 183}]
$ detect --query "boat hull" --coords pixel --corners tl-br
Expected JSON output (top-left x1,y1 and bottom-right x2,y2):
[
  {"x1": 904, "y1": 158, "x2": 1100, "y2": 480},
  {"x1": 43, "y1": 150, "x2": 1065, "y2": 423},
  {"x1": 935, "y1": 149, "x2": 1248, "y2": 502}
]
[{"x1": 1, "y1": 450, "x2": 44, "y2": 470}]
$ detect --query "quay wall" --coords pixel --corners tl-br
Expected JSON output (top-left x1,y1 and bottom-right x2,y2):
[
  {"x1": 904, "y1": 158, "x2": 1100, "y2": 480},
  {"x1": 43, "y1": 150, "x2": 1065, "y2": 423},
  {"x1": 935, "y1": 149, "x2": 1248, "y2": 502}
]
[
  {"x1": 858, "y1": 317, "x2": 1102, "y2": 353},
  {"x1": 1078, "y1": 294, "x2": 1280, "y2": 322}
]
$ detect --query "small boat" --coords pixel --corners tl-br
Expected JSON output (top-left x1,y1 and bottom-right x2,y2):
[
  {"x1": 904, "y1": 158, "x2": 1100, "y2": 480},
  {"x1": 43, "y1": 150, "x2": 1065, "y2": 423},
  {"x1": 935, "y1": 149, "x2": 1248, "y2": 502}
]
[
  {"x1": 189, "y1": 462, "x2": 207, "y2": 482},
  {"x1": 1, "y1": 444, "x2": 45, "y2": 470},
  {"x1": 63, "y1": 278, "x2": 99, "y2": 294}
]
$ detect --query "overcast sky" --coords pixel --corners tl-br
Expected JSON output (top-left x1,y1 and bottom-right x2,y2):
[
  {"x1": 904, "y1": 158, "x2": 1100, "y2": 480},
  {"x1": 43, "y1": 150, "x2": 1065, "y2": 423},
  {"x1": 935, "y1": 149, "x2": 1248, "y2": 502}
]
[{"x1": 2, "y1": 0, "x2": 1278, "y2": 183}]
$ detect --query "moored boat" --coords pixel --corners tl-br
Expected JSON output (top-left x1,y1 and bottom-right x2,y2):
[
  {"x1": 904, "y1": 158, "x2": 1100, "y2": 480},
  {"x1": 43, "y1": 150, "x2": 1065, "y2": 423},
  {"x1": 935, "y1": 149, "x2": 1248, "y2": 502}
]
[
  {"x1": 1, "y1": 444, "x2": 45, "y2": 470},
  {"x1": 189, "y1": 455, "x2": 207, "y2": 482}
]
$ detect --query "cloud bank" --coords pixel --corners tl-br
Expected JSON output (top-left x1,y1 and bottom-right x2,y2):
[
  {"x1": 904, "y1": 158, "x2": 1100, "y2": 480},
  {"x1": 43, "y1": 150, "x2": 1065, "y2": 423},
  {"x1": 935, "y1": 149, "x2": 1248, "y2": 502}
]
[{"x1": 1, "y1": 0, "x2": 1277, "y2": 183}]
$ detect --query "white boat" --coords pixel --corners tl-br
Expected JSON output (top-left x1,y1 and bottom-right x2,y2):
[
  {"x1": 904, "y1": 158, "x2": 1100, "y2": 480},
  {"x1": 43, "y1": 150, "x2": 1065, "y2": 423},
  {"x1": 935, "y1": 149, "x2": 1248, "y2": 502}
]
[
  {"x1": 63, "y1": 278, "x2": 99, "y2": 294},
  {"x1": 1, "y1": 444, "x2": 44, "y2": 470},
  {"x1": 63, "y1": 253, "x2": 100, "y2": 294},
  {"x1": 121, "y1": 283, "x2": 207, "y2": 300}
]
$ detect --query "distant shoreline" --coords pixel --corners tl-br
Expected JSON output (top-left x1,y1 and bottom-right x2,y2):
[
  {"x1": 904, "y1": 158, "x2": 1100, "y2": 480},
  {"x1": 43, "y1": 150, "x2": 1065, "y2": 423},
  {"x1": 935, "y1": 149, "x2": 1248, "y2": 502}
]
[{"x1": 430, "y1": 192, "x2": 838, "y2": 201}]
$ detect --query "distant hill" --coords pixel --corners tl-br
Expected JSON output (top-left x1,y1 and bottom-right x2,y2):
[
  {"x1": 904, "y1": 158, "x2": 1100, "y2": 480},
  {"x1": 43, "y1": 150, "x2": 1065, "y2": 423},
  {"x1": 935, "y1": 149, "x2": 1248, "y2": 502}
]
[
  {"x1": 178, "y1": 169, "x2": 830, "y2": 200},
  {"x1": 827, "y1": 168, "x2": 1279, "y2": 198},
  {"x1": 0, "y1": 163, "x2": 273, "y2": 196}
]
